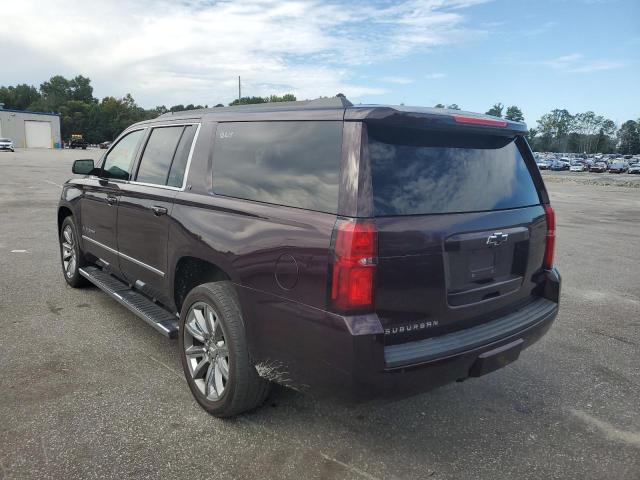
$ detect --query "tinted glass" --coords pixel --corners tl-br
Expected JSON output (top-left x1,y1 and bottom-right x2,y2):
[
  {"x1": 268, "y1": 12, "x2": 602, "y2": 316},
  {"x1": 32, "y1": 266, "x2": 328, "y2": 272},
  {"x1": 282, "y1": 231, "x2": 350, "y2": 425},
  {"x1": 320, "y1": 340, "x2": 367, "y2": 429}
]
[
  {"x1": 167, "y1": 125, "x2": 196, "y2": 187},
  {"x1": 136, "y1": 126, "x2": 185, "y2": 185},
  {"x1": 102, "y1": 129, "x2": 144, "y2": 180},
  {"x1": 369, "y1": 126, "x2": 540, "y2": 216},
  {"x1": 212, "y1": 121, "x2": 342, "y2": 213}
]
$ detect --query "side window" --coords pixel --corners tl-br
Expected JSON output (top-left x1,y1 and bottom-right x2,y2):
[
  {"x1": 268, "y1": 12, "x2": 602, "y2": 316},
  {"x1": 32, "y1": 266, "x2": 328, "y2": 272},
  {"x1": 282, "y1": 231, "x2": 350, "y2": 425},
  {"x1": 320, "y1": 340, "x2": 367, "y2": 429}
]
[
  {"x1": 136, "y1": 126, "x2": 185, "y2": 185},
  {"x1": 102, "y1": 129, "x2": 145, "y2": 180},
  {"x1": 212, "y1": 121, "x2": 342, "y2": 213},
  {"x1": 167, "y1": 125, "x2": 196, "y2": 187}
]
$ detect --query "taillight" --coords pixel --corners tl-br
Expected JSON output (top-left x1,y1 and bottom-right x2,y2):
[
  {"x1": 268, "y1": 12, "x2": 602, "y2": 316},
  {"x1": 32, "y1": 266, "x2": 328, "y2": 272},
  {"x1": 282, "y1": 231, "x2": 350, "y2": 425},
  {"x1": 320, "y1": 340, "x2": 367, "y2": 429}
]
[
  {"x1": 543, "y1": 205, "x2": 555, "y2": 269},
  {"x1": 330, "y1": 219, "x2": 377, "y2": 312}
]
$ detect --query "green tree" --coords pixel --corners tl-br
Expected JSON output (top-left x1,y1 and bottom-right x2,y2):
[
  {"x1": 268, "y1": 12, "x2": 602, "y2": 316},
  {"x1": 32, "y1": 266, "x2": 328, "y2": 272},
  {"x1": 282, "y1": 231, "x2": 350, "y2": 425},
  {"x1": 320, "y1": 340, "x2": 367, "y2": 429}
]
[
  {"x1": 593, "y1": 119, "x2": 617, "y2": 153},
  {"x1": 151, "y1": 105, "x2": 169, "y2": 116},
  {"x1": 229, "y1": 96, "x2": 266, "y2": 106},
  {"x1": 617, "y1": 120, "x2": 640, "y2": 154},
  {"x1": 69, "y1": 75, "x2": 94, "y2": 103},
  {"x1": 526, "y1": 127, "x2": 539, "y2": 150},
  {"x1": 39, "y1": 75, "x2": 72, "y2": 111},
  {"x1": 572, "y1": 111, "x2": 602, "y2": 153},
  {"x1": 268, "y1": 94, "x2": 296, "y2": 102},
  {"x1": 0, "y1": 84, "x2": 41, "y2": 110},
  {"x1": 536, "y1": 109, "x2": 574, "y2": 152},
  {"x1": 505, "y1": 105, "x2": 524, "y2": 122},
  {"x1": 91, "y1": 94, "x2": 150, "y2": 141},
  {"x1": 485, "y1": 103, "x2": 504, "y2": 117},
  {"x1": 229, "y1": 93, "x2": 296, "y2": 106},
  {"x1": 434, "y1": 103, "x2": 445, "y2": 108},
  {"x1": 447, "y1": 104, "x2": 461, "y2": 110},
  {"x1": 59, "y1": 100, "x2": 91, "y2": 140}
]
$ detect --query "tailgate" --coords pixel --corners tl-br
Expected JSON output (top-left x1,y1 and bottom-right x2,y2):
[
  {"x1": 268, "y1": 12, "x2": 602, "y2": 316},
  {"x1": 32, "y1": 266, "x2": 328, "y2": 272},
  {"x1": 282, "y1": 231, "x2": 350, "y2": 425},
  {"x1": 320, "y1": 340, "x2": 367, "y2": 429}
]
[
  {"x1": 365, "y1": 123, "x2": 549, "y2": 344},
  {"x1": 375, "y1": 207, "x2": 547, "y2": 344}
]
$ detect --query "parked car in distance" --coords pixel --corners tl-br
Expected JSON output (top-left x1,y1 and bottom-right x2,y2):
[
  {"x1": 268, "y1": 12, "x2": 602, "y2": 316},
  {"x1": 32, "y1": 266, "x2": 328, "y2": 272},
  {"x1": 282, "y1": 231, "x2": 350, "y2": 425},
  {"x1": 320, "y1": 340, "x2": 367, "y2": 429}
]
[
  {"x1": 550, "y1": 161, "x2": 569, "y2": 171},
  {"x1": 0, "y1": 137, "x2": 15, "y2": 152},
  {"x1": 69, "y1": 138, "x2": 88, "y2": 149},
  {"x1": 628, "y1": 164, "x2": 640, "y2": 174},
  {"x1": 57, "y1": 98, "x2": 560, "y2": 417},
  {"x1": 536, "y1": 159, "x2": 550, "y2": 170},
  {"x1": 590, "y1": 162, "x2": 607, "y2": 173},
  {"x1": 569, "y1": 162, "x2": 586, "y2": 172},
  {"x1": 609, "y1": 162, "x2": 627, "y2": 173},
  {"x1": 99, "y1": 141, "x2": 112, "y2": 149}
]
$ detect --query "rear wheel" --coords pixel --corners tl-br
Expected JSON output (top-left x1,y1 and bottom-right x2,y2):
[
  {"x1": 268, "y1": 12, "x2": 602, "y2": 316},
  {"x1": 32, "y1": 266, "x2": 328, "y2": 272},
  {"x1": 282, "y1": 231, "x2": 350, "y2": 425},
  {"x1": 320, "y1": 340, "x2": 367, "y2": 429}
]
[
  {"x1": 59, "y1": 216, "x2": 89, "y2": 287},
  {"x1": 178, "y1": 282, "x2": 270, "y2": 417}
]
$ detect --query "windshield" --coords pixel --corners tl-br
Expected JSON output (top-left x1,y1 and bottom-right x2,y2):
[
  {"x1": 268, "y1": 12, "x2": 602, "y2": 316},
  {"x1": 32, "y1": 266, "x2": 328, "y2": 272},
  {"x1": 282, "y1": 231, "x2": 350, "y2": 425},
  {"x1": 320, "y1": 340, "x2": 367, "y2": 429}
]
[{"x1": 0, "y1": 138, "x2": 11, "y2": 142}]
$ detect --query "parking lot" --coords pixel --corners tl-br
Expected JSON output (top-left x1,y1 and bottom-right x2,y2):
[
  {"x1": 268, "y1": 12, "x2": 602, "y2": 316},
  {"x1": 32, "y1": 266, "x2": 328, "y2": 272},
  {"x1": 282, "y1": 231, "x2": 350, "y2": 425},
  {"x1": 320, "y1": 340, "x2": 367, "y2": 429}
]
[{"x1": 1, "y1": 148, "x2": 638, "y2": 480}]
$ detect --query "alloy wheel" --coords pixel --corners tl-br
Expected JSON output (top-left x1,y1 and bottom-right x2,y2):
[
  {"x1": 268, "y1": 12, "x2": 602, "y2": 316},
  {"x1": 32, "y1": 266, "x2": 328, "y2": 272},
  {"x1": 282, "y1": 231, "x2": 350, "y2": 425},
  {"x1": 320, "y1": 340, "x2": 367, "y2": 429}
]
[
  {"x1": 183, "y1": 301, "x2": 230, "y2": 401},
  {"x1": 61, "y1": 225, "x2": 77, "y2": 278}
]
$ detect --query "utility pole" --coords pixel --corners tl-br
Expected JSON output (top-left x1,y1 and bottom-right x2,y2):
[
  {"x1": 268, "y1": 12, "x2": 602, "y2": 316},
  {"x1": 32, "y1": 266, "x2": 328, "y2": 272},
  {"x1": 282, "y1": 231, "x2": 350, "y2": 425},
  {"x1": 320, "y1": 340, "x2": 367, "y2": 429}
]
[{"x1": 238, "y1": 76, "x2": 241, "y2": 104}]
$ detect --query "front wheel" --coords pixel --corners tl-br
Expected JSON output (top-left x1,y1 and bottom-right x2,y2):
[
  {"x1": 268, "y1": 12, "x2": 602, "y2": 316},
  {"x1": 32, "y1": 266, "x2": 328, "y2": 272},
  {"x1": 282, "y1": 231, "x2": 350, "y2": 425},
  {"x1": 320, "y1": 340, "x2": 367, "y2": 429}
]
[
  {"x1": 59, "y1": 216, "x2": 89, "y2": 287},
  {"x1": 179, "y1": 282, "x2": 270, "y2": 417}
]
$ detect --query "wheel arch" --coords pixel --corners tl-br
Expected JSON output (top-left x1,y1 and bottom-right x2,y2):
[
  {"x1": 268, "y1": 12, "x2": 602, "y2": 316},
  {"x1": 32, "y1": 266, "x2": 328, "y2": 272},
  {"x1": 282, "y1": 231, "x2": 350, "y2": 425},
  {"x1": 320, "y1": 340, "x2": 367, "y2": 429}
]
[
  {"x1": 57, "y1": 206, "x2": 73, "y2": 234},
  {"x1": 173, "y1": 256, "x2": 232, "y2": 313}
]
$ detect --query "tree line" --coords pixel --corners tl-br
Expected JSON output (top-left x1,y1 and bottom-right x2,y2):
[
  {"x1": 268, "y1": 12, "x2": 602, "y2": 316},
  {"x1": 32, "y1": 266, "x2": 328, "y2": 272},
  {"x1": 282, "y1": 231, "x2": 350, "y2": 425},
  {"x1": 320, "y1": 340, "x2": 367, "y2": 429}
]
[
  {"x1": 437, "y1": 101, "x2": 639, "y2": 154},
  {"x1": 1, "y1": 75, "x2": 638, "y2": 154},
  {"x1": 0, "y1": 75, "x2": 297, "y2": 144}
]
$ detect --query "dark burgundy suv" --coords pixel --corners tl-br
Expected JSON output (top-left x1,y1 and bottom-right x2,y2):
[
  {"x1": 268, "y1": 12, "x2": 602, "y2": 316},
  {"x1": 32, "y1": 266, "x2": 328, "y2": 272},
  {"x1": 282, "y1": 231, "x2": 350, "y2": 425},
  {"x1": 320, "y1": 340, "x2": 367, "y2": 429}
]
[{"x1": 58, "y1": 97, "x2": 560, "y2": 417}]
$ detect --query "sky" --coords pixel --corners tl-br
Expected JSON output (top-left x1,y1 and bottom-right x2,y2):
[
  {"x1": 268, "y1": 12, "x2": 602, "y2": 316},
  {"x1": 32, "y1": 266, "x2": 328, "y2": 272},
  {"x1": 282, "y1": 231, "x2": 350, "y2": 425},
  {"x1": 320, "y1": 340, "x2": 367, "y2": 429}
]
[{"x1": 1, "y1": 0, "x2": 638, "y2": 125}]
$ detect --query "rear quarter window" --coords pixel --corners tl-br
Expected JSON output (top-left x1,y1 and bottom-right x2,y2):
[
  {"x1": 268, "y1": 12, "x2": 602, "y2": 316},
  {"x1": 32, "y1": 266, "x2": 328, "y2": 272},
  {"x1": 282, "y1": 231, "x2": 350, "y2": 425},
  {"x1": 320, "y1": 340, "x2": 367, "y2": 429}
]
[
  {"x1": 212, "y1": 121, "x2": 342, "y2": 213},
  {"x1": 368, "y1": 126, "x2": 540, "y2": 216}
]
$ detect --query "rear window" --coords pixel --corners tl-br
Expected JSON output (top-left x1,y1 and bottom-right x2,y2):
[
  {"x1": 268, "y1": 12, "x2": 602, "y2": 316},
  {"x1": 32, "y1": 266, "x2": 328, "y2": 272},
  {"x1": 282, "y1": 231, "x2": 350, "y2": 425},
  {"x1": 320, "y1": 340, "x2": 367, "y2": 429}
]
[
  {"x1": 368, "y1": 125, "x2": 540, "y2": 216},
  {"x1": 212, "y1": 121, "x2": 342, "y2": 213}
]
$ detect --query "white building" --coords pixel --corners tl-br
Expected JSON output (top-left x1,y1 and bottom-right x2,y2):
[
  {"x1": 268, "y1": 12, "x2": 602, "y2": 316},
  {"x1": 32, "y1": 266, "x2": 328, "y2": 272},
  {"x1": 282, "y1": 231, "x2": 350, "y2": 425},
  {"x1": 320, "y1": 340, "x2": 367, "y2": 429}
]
[{"x1": 0, "y1": 108, "x2": 62, "y2": 149}]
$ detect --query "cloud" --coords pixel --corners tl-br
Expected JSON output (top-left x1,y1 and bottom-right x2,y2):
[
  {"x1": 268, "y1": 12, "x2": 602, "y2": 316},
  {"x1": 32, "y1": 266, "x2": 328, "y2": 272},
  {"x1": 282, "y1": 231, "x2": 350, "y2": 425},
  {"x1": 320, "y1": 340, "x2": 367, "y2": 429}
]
[
  {"x1": 381, "y1": 76, "x2": 413, "y2": 85},
  {"x1": 425, "y1": 73, "x2": 446, "y2": 79},
  {"x1": 0, "y1": 0, "x2": 489, "y2": 106},
  {"x1": 511, "y1": 53, "x2": 626, "y2": 73},
  {"x1": 567, "y1": 61, "x2": 627, "y2": 73}
]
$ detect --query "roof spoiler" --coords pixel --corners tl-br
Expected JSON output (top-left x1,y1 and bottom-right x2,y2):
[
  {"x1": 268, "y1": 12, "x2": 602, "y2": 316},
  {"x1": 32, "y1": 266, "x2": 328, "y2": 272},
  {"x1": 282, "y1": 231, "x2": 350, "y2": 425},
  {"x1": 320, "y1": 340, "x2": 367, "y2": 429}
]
[{"x1": 355, "y1": 107, "x2": 528, "y2": 136}]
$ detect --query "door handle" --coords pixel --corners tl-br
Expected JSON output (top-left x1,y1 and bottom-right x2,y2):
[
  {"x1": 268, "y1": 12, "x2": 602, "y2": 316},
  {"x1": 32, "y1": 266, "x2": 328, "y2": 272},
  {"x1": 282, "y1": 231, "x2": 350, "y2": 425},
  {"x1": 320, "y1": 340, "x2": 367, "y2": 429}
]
[
  {"x1": 106, "y1": 195, "x2": 117, "y2": 206},
  {"x1": 151, "y1": 206, "x2": 168, "y2": 216}
]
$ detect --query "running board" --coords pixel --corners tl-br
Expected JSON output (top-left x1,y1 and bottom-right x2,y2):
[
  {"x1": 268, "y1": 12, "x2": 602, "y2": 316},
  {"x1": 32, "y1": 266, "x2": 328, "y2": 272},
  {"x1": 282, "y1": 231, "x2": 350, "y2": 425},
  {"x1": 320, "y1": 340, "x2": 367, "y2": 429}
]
[{"x1": 79, "y1": 266, "x2": 179, "y2": 339}]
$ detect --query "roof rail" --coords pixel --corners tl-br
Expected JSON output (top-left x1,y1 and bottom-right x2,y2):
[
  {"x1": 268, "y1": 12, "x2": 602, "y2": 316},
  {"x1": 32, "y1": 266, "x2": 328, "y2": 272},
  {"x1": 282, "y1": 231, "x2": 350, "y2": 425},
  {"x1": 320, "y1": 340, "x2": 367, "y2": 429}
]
[{"x1": 159, "y1": 95, "x2": 352, "y2": 117}]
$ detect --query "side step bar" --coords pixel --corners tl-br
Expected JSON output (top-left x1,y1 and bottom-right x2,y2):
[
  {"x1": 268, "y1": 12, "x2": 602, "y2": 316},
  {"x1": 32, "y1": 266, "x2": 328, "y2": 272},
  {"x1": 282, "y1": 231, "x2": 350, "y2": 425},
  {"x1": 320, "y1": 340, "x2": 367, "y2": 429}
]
[{"x1": 79, "y1": 266, "x2": 179, "y2": 339}]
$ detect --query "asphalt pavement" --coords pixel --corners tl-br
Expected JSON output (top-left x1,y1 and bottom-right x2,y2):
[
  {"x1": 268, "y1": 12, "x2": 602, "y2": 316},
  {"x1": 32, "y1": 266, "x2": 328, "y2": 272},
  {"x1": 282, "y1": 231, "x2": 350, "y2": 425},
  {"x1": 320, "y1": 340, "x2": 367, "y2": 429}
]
[{"x1": 0, "y1": 149, "x2": 638, "y2": 480}]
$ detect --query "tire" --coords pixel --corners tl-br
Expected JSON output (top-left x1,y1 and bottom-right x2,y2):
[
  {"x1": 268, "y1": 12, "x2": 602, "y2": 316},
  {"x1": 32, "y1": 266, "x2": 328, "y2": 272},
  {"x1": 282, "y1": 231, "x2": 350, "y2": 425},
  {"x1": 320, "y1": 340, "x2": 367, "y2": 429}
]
[
  {"x1": 59, "y1": 216, "x2": 89, "y2": 288},
  {"x1": 178, "y1": 281, "x2": 270, "y2": 417}
]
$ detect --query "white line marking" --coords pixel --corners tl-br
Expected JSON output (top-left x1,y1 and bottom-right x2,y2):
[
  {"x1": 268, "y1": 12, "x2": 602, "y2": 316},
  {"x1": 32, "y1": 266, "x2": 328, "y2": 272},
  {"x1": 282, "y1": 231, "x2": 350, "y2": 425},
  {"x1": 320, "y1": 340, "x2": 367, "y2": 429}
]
[
  {"x1": 149, "y1": 355, "x2": 183, "y2": 379},
  {"x1": 44, "y1": 180, "x2": 63, "y2": 189},
  {"x1": 570, "y1": 409, "x2": 640, "y2": 447},
  {"x1": 319, "y1": 453, "x2": 381, "y2": 480},
  {"x1": 11, "y1": 249, "x2": 28, "y2": 253}
]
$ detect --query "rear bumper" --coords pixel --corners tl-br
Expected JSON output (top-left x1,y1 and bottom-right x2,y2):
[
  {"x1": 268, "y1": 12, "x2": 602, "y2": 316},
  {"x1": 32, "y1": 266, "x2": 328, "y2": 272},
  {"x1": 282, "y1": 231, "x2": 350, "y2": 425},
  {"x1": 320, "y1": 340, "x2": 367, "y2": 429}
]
[
  {"x1": 350, "y1": 270, "x2": 560, "y2": 401},
  {"x1": 241, "y1": 268, "x2": 560, "y2": 402},
  {"x1": 384, "y1": 296, "x2": 556, "y2": 369}
]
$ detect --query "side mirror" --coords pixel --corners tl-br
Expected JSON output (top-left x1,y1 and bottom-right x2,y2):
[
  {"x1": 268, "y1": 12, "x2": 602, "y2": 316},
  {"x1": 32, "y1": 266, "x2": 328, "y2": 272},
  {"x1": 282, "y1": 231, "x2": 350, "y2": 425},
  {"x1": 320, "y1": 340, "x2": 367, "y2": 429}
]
[{"x1": 72, "y1": 159, "x2": 95, "y2": 175}]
